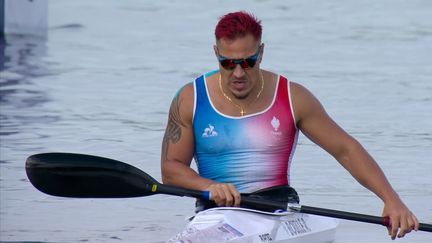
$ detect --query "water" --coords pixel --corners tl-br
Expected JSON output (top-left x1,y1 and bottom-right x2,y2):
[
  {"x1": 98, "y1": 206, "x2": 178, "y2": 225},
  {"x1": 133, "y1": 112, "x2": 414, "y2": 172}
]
[{"x1": 1, "y1": 0, "x2": 431, "y2": 242}]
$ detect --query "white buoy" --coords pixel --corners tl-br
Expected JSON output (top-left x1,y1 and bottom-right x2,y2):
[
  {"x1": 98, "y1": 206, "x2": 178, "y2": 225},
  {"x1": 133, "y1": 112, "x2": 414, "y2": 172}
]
[{"x1": 1, "y1": 0, "x2": 48, "y2": 36}]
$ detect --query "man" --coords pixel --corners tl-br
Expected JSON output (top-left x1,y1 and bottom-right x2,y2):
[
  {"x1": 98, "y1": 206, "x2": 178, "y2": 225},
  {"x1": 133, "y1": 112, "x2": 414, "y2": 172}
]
[{"x1": 161, "y1": 11, "x2": 419, "y2": 240}]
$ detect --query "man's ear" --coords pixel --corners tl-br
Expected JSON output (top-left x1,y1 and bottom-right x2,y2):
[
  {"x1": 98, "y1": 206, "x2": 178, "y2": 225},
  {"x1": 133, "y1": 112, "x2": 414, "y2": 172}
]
[
  {"x1": 213, "y1": 45, "x2": 218, "y2": 56},
  {"x1": 259, "y1": 43, "x2": 265, "y2": 63}
]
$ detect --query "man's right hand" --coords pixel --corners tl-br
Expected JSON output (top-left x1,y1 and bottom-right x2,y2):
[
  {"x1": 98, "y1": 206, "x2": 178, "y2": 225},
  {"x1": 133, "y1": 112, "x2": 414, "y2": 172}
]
[{"x1": 206, "y1": 183, "x2": 241, "y2": 207}]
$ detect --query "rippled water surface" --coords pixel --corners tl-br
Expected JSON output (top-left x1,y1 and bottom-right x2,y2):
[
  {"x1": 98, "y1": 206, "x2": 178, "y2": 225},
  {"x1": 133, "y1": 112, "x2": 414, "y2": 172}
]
[{"x1": 1, "y1": 0, "x2": 431, "y2": 242}]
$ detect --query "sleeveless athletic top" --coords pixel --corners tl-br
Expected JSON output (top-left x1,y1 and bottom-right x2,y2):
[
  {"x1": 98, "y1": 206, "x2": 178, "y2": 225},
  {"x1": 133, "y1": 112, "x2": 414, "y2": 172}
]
[{"x1": 192, "y1": 71, "x2": 298, "y2": 193}]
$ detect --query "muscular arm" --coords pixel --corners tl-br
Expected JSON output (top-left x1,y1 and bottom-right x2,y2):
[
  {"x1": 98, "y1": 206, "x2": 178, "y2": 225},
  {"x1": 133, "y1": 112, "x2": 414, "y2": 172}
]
[
  {"x1": 291, "y1": 82, "x2": 419, "y2": 239},
  {"x1": 292, "y1": 83, "x2": 395, "y2": 200},
  {"x1": 161, "y1": 83, "x2": 211, "y2": 190},
  {"x1": 161, "y1": 83, "x2": 240, "y2": 206}
]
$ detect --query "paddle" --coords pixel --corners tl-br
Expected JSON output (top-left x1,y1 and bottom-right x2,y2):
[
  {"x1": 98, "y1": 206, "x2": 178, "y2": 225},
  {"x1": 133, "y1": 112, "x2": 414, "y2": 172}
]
[{"x1": 25, "y1": 152, "x2": 432, "y2": 232}]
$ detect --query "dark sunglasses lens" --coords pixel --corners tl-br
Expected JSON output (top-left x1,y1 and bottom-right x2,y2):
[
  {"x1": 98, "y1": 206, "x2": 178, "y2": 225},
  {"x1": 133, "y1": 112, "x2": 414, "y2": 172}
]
[
  {"x1": 220, "y1": 59, "x2": 236, "y2": 70},
  {"x1": 243, "y1": 58, "x2": 257, "y2": 69},
  {"x1": 219, "y1": 56, "x2": 258, "y2": 70}
]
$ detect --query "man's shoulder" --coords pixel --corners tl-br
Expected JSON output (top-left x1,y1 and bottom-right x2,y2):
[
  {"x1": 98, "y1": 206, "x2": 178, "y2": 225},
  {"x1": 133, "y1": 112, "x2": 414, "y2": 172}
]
[
  {"x1": 204, "y1": 70, "x2": 219, "y2": 79},
  {"x1": 289, "y1": 82, "x2": 318, "y2": 106},
  {"x1": 182, "y1": 82, "x2": 194, "y2": 96},
  {"x1": 175, "y1": 82, "x2": 194, "y2": 103},
  {"x1": 177, "y1": 70, "x2": 218, "y2": 95},
  {"x1": 169, "y1": 83, "x2": 194, "y2": 124},
  {"x1": 289, "y1": 81, "x2": 303, "y2": 92}
]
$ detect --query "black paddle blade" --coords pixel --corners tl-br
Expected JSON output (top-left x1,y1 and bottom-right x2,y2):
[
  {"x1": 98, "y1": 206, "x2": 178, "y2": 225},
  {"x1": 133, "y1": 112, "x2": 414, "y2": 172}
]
[{"x1": 26, "y1": 153, "x2": 159, "y2": 198}]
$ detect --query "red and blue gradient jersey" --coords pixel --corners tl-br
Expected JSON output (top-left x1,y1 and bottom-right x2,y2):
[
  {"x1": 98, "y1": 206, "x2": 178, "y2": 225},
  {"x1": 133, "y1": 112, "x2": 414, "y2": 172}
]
[{"x1": 192, "y1": 71, "x2": 298, "y2": 193}]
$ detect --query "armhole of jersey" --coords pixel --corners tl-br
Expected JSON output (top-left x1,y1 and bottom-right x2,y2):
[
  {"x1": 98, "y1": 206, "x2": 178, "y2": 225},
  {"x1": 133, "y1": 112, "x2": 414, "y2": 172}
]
[
  {"x1": 286, "y1": 79, "x2": 299, "y2": 186},
  {"x1": 192, "y1": 80, "x2": 197, "y2": 123},
  {"x1": 287, "y1": 79, "x2": 298, "y2": 130},
  {"x1": 192, "y1": 70, "x2": 217, "y2": 123}
]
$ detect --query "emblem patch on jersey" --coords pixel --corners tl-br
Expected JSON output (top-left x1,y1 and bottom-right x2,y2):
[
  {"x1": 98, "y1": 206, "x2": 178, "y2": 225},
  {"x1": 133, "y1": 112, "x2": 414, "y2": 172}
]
[
  {"x1": 271, "y1": 116, "x2": 280, "y2": 131},
  {"x1": 271, "y1": 116, "x2": 282, "y2": 135},
  {"x1": 202, "y1": 124, "x2": 218, "y2": 137}
]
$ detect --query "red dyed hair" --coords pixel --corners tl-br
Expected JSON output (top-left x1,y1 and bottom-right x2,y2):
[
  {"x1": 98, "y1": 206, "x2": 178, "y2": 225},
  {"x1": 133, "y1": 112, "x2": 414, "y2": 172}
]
[{"x1": 215, "y1": 11, "x2": 262, "y2": 41}]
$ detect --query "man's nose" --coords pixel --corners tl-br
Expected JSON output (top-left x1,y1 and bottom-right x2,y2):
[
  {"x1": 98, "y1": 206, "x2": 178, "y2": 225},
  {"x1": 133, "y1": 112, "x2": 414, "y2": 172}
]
[{"x1": 233, "y1": 64, "x2": 246, "y2": 78}]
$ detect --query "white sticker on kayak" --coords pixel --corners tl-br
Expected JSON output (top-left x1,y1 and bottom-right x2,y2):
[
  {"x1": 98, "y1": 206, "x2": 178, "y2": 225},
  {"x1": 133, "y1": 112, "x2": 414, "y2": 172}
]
[
  {"x1": 167, "y1": 223, "x2": 243, "y2": 243},
  {"x1": 218, "y1": 223, "x2": 244, "y2": 237},
  {"x1": 282, "y1": 218, "x2": 312, "y2": 236}
]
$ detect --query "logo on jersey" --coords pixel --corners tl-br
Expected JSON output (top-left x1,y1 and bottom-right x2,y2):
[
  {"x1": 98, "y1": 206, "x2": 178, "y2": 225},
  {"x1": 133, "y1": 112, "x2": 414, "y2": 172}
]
[
  {"x1": 202, "y1": 124, "x2": 218, "y2": 137},
  {"x1": 271, "y1": 116, "x2": 280, "y2": 131},
  {"x1": 271, "y1": 116, "x2": 282, "y2": 135}
]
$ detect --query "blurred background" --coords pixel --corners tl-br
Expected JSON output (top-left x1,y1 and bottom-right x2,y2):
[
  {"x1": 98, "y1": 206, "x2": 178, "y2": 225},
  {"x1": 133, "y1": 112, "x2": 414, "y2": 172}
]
[{"x1": 1, "y1": 0, "x2": 431, "y2": 242}]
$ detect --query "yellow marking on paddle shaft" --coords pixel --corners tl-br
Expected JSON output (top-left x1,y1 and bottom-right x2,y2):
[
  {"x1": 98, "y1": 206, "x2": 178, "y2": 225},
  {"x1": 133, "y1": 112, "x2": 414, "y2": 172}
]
[{"x1": 152, "y1": 184, "x2": 157, "y2": 192}]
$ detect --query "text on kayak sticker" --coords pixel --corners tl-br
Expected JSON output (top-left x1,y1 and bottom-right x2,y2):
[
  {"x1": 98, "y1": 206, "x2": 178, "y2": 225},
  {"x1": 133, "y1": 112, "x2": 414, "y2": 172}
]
[
  {"x1": 282, "y1": 218, "x2": 312, "y2": 236},
  {"x1": 218, "y1": 223, "x2": 244, "y2": 237},
  {"x1": 259, "y1": 233, "x2": 273, "y2": 242}
]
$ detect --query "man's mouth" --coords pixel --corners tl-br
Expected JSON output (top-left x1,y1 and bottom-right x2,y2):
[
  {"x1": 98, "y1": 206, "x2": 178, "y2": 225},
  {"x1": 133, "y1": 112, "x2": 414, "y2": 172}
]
[{"x1": 231, "y1": 80, "x2": 247, "y2": 91}]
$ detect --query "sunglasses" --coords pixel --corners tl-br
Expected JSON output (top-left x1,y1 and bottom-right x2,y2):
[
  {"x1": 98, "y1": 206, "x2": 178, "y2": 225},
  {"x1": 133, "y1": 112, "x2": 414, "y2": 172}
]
[{"x1": 217, "y1": 45, "x2": 262, "y2": 70}]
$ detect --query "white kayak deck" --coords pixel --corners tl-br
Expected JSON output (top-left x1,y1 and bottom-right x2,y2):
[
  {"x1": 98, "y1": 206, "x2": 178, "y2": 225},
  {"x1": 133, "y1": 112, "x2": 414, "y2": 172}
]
[{"x1": 167, "y1": 207, "x2": 339, "y2": 243}]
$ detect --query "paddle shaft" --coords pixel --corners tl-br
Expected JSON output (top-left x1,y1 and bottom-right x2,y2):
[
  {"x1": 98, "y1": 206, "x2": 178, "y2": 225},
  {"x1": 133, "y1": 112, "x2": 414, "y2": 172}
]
[
  {"x1": 294, "y1": 204, "x2": 432, "y2": 232},
  {"x1": 156, "y1": 184, "x2": 208, "y2": 199},
  {"x1": 155, "y1": 183, "x2": 287, "y2": 211},
  {"x1": 157, "y1": 185, "x2": 432, "y2": 232}
]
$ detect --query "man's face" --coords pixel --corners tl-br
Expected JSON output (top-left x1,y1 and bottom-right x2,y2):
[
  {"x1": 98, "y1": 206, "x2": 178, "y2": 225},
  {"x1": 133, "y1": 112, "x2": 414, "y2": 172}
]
[{"x1": 215, "y1": 34, "x2": 263, "y2": 99}]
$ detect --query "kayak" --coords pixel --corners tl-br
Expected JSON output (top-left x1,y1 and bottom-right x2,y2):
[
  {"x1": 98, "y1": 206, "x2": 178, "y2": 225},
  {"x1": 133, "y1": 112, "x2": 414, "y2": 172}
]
[{"x1": 167, "y1": 207, "x2": 339, "y2": 243}]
